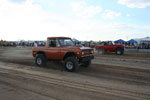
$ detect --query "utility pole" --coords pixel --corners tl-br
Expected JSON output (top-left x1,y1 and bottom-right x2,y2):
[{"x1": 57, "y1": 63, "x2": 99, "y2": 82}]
[{"x1": 126, "y1": 36, "x2": 128, "y2": 41}]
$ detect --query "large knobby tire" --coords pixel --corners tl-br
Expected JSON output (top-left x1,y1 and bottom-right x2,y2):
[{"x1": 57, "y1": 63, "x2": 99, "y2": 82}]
[
  {"x1": 116, "y1": 48, "x2": 123, "y2": 55},
  {"x1": 64, "y1": 57, "x2": 79, "y2": 72},
  {"x1": 82, "y1": 60, "x2": 91, "y2": 67},
  {"x1": 97, "y1": 48, "x2": 104, "y2": 55},
  {"x1": 35, "y1": 54, "x2": 47, "y2": 67}
]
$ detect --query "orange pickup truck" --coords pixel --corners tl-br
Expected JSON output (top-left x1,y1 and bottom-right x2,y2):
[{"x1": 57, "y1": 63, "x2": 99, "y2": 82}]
[{"x1": 32, "y1": 37, "x2": 94, "y2": 72}]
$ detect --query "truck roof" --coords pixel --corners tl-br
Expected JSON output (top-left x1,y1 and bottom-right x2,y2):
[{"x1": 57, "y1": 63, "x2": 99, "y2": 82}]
[{"x1": 47, "y1": 37, "x2": 71, "y2": 39}]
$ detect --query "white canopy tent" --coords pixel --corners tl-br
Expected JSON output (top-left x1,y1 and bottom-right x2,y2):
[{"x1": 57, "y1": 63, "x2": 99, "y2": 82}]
[{"x1": 134, "y1": 37, "x2": 150, "y2": 44}]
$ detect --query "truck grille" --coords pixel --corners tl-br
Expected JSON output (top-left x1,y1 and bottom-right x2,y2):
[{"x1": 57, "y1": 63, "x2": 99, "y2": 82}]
[{"x1": 83, "y1": 50, "x2": 90, "y2": 55}]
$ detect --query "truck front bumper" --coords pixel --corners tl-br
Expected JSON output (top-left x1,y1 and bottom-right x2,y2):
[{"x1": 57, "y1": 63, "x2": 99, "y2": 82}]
[{"x1": 80, "y1": 55, "x2": 94, "y2": 63}]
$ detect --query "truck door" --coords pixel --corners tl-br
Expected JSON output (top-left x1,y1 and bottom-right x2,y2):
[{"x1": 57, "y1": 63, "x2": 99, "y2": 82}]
[
  {"x1": 104, "y1": 41, "x2": 113, "y2": 51},
  {"x1": 108, "y1": 41, "x2": 114, "y2": 51},
  {"x1": 46, "y1": 39, "x2": 61, "y2": 60},
  {"x1": 103, "y1": 42, "x2": 109, "y2": 51}
]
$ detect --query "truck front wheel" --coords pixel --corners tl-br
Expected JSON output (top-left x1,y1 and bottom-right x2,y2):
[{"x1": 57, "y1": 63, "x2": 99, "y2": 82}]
[
  {"x1": 64, "y1": 57, "x2": 79, "y2": 72},
  {"x1": 35, "y1": 54, "x2": 47, "y2": 67},
  {"x1": 97, "y1": 48, "x2": 104, "y2": 54}
]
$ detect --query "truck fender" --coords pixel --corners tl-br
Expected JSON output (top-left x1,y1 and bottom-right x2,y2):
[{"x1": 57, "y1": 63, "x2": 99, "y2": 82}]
[
  {"x1": 36, "y1": 51, "x2": 46, "y2": 58},
  {"x1": 115, "y1": 47, "x2": 123, "y2": 51},
  {"x1": 63, "y1": 51, "x2": 77, "y2": 60}
]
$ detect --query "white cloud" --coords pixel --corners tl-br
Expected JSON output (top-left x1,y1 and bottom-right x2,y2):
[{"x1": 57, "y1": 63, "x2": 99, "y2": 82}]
[
  {"x1": 71, "y1": 2, "x2": 102, "y2": 18},
  {"x1": 126, "y1": 13, "x2": 131, "y2": 17},
  {"x1": 0, "y1": 0, "x2": 63, "y2": 40},
  {"x1": 0, "y1": 0, "x2": 150, "y2": 41},
  {"x1": 47, "y1": 2, "x2": 55, "y2": 6},
  {"x1": 8, "y1": 0, "x2": 27, "y2": 4},
  {"x1": 118, "y1": 0, "x2": 150, "y2": 8},
  {"x1": 102, "y1": 10, "x2": 121, "y2": 19}
]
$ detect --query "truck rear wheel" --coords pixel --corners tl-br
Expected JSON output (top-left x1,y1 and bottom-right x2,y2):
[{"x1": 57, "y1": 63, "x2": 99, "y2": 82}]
[
  {"x1": 64, "y1": 57, "x2": 79, "y2": 72},
  {"x1": 97, "y1": 48, "x2": 104, "y2": 54},
  {"x1": 35, "y1": 54, "x2": 47, "y2": 67}
]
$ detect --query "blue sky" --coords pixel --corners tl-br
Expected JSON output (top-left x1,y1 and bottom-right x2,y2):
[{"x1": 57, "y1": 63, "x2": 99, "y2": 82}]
[
  {"x1": 0, "y1": 0, "x2": 150, "y2": 41},
  {"x1": 34, "y1": 0, "x2": 150, "y2": 25}
]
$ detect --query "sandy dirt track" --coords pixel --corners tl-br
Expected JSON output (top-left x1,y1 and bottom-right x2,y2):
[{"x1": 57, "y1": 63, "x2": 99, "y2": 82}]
[{"x1": 0, "y1": 47, "x2": 150, "y2": 100}]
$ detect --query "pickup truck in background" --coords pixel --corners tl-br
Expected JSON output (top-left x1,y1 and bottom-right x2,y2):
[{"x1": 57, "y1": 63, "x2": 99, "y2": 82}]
[
  {"x1": 95, "y1": 41, "x2": 124, "y2": 55},
  {"x1": 32, "y1": 37, "x2": 94, "y2": 72}
]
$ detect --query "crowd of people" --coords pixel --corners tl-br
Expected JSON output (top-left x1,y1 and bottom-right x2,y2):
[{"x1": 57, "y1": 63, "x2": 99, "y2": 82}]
[
  {"x1": 138, "y1": 42, "x2": 150, "y2": 49},
  {"x1": 118, "y1": 42, "x2": 150, "y2": 49},
  {"x1": 0, "y1": 40, "x2": 46, "y2": 47},
  {"x1": 0, "y1": 40, "x2": 16, "y2": 47},
  {"x1": 1, "y1": 39, "x2": 150, "y2": 49}
]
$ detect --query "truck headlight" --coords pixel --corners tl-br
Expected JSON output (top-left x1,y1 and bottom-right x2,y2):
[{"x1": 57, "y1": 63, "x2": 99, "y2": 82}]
[
  {"x1": 91, "y1": 50, "x2": 94, "y2": 54},
  {"x1": 82, "y1": 52, "x2": 84, "y2": 55}
]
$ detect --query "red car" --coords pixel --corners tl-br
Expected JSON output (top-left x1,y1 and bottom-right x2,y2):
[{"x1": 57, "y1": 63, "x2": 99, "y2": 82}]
[{"x1": 95, "y1": 41, "x2": 124, "y2": 55}]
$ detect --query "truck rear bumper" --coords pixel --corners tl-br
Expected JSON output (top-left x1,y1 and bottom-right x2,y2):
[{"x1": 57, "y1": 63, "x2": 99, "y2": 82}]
[{"x1": 80, "y1": 56, "x2": 94, "y2": 63}]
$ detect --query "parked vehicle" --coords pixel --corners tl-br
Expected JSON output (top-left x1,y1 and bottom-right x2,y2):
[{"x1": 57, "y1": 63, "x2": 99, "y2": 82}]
[
  {"x1": 32, "y1": 37, "x2": 94, "y2": 72},
  {"x1": 95, "y1": 41, "x2": 124, "y2": 55}
]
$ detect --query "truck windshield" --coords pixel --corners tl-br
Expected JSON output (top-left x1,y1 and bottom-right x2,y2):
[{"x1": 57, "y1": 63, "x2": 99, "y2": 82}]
[{"x1": 59, "y1": 39, "x2": 75, "y2": 46}]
